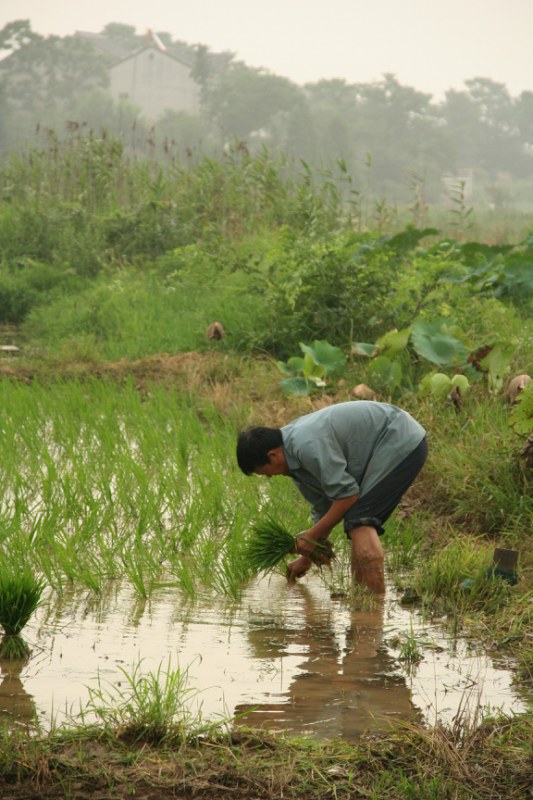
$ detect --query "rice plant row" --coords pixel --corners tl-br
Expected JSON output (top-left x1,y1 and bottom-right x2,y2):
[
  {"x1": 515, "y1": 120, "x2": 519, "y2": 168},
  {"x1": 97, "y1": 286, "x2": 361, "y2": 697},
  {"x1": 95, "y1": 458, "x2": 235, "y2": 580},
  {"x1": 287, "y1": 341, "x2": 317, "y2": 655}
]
[{"x1": 0, "y1": 379, "x2": 309, "y2": 600}]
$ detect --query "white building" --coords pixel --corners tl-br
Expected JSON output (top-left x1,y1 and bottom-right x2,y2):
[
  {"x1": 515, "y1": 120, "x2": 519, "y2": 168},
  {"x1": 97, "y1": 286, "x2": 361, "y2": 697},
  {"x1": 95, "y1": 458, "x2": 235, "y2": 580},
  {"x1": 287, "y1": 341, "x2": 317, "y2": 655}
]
[{"x1": 108, "y1": 32, "x2": 200, "y2": 120}]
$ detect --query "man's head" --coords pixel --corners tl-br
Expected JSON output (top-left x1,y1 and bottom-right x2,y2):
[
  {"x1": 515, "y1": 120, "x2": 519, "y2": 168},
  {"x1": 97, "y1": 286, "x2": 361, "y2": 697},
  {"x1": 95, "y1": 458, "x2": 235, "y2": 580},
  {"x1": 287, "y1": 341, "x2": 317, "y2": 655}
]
[{"x1": 236, "y1": 427, "x2": 289, "y2": 476}]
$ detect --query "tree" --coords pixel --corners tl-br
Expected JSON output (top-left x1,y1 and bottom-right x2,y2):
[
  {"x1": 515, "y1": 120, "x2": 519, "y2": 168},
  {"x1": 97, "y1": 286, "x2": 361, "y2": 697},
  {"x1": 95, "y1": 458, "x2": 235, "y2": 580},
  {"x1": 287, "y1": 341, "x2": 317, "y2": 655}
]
[
  {"x1": 440, "y1": 78, "x2": 532, "y2": 179},
  {"x1": 347, "y1": 74, "x2": 450, "y2": 199},
  {"x1": 204, "y1": 63, "x2": 306, "y2": 141},
  {"x1": 0, "y1": 21, "x2": 109, "y2": 151},
  {"x1": 0, "y1": 19, "x2": 37, "y2": 53}
]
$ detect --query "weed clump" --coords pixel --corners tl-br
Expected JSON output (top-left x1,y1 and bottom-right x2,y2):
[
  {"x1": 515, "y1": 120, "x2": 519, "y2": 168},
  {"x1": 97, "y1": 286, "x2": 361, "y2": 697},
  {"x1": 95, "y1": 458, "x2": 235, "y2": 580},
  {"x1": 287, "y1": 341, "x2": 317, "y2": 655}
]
[{"x1": 0, "y1": 565, "x2": 45, "y2": 660}]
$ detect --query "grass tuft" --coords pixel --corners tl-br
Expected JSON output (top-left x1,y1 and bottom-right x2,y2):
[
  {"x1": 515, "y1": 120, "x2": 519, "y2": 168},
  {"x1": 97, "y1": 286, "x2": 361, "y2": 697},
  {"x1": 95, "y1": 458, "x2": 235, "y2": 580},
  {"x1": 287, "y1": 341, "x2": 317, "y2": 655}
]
[
  {"x1": 79, "y1": 657, "x2": 222, "y2": 745},
  {"x1": 0, "y1": 634, "x2": 31, "y2": 660},
  {"x1": 0, "y1": 565, "x2": 45, "y2": 653}
]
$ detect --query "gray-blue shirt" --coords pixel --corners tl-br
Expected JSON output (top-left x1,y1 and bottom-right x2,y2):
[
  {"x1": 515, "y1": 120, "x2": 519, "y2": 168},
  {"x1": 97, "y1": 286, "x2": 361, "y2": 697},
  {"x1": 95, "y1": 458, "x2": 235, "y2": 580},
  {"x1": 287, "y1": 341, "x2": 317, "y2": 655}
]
[{"x1": 281, "y1": 401, "x2": 425, "y2": 520}]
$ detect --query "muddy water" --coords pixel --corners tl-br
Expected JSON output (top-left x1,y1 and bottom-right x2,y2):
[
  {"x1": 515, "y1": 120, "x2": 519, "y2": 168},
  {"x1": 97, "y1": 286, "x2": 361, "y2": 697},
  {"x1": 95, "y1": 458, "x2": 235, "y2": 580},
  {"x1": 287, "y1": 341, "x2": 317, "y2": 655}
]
[{"x1": 0, "y1": 574, "x2": 530, "y2": 739}]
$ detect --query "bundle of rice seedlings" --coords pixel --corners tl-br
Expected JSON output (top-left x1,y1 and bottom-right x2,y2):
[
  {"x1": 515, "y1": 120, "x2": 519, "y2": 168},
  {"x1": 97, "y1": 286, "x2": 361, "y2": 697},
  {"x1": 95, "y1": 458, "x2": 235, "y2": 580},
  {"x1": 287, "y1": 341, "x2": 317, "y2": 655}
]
[
  {"x1": 245, "y1": 516, "x2": 334, "y2": 574},
  {"x1": 0, "y1": 566, "x2": 45, "y2": 660}
]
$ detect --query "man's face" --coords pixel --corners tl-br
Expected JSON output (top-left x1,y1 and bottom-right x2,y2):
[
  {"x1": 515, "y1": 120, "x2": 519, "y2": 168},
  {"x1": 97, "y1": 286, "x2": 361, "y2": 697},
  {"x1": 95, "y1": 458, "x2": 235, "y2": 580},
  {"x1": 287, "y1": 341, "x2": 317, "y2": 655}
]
[{"x1": 254, "y1": 447, "x2": 289, "y2": 477}]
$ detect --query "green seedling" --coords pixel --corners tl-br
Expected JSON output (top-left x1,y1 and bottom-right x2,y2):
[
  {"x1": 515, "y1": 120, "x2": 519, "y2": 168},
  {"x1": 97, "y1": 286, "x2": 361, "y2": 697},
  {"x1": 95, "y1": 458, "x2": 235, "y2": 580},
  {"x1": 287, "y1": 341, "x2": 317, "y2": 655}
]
[
  {"x1": 245, "y1": 516, "x2": 334, "y2": 574},
  {"x1": 0, "y1": 566, "x2": 45, "y2": 660},
  {"x1": 397, "y1": 620, "x2": 424, "y2": 667}
]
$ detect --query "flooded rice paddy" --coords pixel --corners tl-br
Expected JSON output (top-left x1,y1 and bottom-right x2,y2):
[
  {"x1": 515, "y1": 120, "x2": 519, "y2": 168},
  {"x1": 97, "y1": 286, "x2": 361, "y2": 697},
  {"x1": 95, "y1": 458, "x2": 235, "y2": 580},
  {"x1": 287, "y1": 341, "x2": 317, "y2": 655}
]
[{"x1": 1, "y1": 572, "x2": 529, "y2": 740}]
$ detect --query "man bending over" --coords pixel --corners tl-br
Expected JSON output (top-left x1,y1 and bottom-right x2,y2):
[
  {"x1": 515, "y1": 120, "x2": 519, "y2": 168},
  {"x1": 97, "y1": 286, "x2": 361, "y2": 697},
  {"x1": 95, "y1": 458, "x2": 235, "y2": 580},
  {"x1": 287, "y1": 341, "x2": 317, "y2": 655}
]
[{"x1": 236, "y1": 401, "x2": 428, "y2": 593}]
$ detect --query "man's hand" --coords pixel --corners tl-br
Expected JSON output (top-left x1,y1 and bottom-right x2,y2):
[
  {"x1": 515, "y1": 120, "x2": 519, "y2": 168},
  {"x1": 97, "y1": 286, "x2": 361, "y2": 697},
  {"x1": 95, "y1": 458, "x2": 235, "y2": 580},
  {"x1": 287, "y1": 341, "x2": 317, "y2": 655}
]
[
  {"x1": 294, "y1": 530, "x2": 319, "y2": 557},
  {"x1": 286, "y1": 556, "x2": 312, "y2": 583}
]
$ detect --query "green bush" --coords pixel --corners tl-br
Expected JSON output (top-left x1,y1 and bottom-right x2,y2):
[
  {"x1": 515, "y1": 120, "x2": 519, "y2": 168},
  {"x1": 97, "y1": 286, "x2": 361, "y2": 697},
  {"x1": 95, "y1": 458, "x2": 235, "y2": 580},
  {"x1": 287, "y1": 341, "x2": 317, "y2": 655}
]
[
  {"x1": 0, "y1": 273, "x2": 37, "y2": 323},
  {"x1": 0, "y1": 259, "x2": 76, "y2": 323},
  {"x1": 251, "y1": 231, "x2": 397, "y2": 357}
]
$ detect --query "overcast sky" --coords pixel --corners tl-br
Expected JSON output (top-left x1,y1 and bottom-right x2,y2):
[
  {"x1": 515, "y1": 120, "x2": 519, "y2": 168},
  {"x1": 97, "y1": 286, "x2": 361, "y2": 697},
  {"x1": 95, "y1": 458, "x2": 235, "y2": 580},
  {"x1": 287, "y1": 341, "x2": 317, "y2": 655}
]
[{"x1": 1, "y1": 0, "x2": 532, "y2": 99}]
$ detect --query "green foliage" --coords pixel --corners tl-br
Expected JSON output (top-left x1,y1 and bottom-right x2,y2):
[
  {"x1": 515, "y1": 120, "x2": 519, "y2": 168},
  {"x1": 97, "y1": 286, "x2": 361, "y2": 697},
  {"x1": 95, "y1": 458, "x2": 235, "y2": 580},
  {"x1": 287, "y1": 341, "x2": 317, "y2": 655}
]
[
  {"x1": 257, "y1": 231, "x2": 400, "y2": 356},
  {"x1": 422, "y1": 396, "x2": 532, "y2": 532},
  {"x1": 353, "y1": 318, "x2": 470, "y2": 397},
  {"x1": 0, "y1": 139, "x2": 531, "y2": 375},
  {"x1": 382, "y1": 516, "x2": 428, "y2": 570},
  {"x1": 479, "y1": 342, "x2": 517, "y2": 393},
  {"x1": 277, "y1": 340, "x2": 346, "y2": 396},
  {"x1": 411, "y1": 537, "x2": 513, "y2": 616},
  {"x1": 411, "y1": 318, "x2": 468, "y2": 367},
  {"x1": 0, "y1": 259, "x2": 75, "y2": 323},
  {"x1": 2, "y1": 22, "x2": 533, "y2": 209},
  {"x1": 510, "y1": 381, "x2": 533, "y2": 435},
  {"x1": 354, "y1": 315, "x2": 519, "y2": 401},
  {"x1": 448, "y1": 238, "x2": 533, "y2": 304},
  {"x1": 375, "y1": 327, "x2": 411, "y2": 357},
  {"x1": 23, "y1": 263, "x2": 268, "y2": 360},
  {"x1": 204, "y1": 63, "x2": 305, "y2": 139},
  {"x1": 418, "y1": 372, "x2": 470, "y2": 400},
  {"x1": 367, "y1": 355, "x2": 404, "y2": 394},
  {"x1": 81, "y1": 658, "x2": 214, "y2": 744}
]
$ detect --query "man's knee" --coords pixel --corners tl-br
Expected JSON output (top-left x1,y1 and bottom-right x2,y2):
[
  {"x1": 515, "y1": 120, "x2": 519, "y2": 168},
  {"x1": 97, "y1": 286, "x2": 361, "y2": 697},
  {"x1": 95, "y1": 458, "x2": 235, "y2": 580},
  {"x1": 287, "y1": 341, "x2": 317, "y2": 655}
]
[{"x1": 348, "y1": 525, "x2": 383, "y2": 560}]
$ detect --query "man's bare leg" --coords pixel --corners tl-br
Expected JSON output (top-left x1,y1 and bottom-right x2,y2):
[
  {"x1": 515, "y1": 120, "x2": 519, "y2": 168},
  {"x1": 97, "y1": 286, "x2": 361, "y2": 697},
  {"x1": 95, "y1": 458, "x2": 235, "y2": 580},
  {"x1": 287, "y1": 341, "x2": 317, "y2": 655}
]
[{"x1": 348, "y1": 525, "x2": 385, "y2": 594}]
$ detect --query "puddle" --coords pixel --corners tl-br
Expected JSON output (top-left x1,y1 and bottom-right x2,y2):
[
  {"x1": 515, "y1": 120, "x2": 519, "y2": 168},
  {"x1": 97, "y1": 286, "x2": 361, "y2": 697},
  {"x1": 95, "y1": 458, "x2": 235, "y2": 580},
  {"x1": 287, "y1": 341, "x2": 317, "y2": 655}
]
[{"x1": 0, "y1": 574, "x2": 530, "y2": 739}]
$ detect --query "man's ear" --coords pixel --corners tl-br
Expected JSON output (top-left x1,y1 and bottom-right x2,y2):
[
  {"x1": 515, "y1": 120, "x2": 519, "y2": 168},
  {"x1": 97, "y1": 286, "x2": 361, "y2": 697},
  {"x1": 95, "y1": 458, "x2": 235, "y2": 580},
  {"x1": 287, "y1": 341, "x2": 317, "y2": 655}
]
[{"x1": 267, "y1": 447, "x2": 282, "y2": 464}]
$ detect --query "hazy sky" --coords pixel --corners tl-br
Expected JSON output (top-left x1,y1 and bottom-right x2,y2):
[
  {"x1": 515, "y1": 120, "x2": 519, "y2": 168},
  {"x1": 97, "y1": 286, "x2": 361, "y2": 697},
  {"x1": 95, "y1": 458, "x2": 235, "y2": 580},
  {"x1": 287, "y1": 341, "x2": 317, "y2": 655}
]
[{"x1": 1, "y1": 0, "x2": 532, "y2": 99}]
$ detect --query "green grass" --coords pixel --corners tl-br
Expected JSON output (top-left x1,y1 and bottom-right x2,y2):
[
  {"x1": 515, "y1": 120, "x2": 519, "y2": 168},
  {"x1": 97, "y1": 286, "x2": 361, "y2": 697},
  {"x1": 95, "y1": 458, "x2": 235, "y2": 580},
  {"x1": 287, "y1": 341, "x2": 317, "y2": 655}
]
[
  {"x1": 419, "y1": 392, "x2": 532, "y2": 535},
  {"x1": 0, "y1": 379, "x2": 308, "y2": 600},
  {"x1": 0, "y1": 563, "x2": 45, "y2": 660},
  {"x1": 22, "y1": 266, "x2": 270, "y2": 360},
  {"x1": 409, "y1": 536, "x2": 516, "y2": 615},
  {"x1": 78, "y1": 657, "x2": 219, "y2": 745}
]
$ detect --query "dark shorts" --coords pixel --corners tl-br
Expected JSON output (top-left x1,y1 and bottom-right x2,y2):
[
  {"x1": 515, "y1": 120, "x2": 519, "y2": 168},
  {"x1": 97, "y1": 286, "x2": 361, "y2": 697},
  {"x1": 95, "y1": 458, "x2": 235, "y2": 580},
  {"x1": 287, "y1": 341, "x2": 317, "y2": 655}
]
[{"x1": 343, "y1": 436, "x2": 428, "y2": 537}]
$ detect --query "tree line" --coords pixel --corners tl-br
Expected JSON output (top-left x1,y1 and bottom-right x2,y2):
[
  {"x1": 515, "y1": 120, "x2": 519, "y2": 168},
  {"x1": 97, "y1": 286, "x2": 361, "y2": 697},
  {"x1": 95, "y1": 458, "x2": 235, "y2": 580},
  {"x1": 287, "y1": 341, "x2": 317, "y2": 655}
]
[{"x1": 1, "y1": 20, "x2": 533, "y2": 206}]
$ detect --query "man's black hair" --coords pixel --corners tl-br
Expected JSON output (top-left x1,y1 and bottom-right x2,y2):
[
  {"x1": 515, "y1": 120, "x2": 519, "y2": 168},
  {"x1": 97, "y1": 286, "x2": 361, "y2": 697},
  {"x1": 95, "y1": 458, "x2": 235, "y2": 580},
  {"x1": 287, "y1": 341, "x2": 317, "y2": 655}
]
[{"x1": 236, "y1": 427, "x2": 283, "y2": 475}]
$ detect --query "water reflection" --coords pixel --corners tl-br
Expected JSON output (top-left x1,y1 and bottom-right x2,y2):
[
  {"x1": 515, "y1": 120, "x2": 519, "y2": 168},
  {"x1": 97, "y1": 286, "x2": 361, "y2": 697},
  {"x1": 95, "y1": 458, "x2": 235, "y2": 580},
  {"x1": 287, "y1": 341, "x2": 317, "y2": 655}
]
[
  {"x1": 6, "y1": 575, "x2": 530, "y2": 738},
  {"x1": 235, "y1": 584, "x2": 419, "y2": 739},
  {"x1": 0, "y1": 658, "x2": 37, "y2": 731}
]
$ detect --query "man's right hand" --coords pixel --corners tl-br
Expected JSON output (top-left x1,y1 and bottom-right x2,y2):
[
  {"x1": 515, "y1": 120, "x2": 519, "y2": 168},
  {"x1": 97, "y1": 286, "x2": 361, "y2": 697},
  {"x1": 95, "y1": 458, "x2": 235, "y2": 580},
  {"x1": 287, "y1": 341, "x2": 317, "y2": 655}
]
[{"x1": 286, "y1": 556, "x2": 313, "y2": 584}]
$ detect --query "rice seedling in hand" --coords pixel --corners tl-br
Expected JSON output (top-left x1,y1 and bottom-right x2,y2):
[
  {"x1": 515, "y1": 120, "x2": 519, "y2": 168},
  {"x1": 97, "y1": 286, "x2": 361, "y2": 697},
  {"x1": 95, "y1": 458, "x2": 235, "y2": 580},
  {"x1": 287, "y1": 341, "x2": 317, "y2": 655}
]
[
  {"x1": 0, "y1": 565, "x2": 45, "y2": 660},
  {"x1": 245, "y1": 516, "x2": 334, "y2": 574}
]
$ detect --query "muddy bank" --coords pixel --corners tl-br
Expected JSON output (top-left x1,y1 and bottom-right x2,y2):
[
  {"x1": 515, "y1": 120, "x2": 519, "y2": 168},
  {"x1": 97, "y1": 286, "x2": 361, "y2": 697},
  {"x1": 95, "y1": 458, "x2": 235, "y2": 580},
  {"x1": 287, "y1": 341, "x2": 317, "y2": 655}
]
[{"x1": 1, "y1": 714, "x2": 532, "y2": 800}]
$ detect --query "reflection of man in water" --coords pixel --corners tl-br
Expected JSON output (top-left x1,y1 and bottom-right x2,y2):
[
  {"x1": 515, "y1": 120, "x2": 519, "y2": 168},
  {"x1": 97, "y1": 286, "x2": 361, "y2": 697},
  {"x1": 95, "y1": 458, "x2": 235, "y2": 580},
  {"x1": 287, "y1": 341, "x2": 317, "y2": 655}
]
[
  {"x1": 0, "y1": 659, "x2": 37, "y2": 731},
  {"x1": 237, "y1": 401, "x2": 427, "y2": 593},
  {"x1": 235, "y1": 583, "x2": 418, "y2": 740}
]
